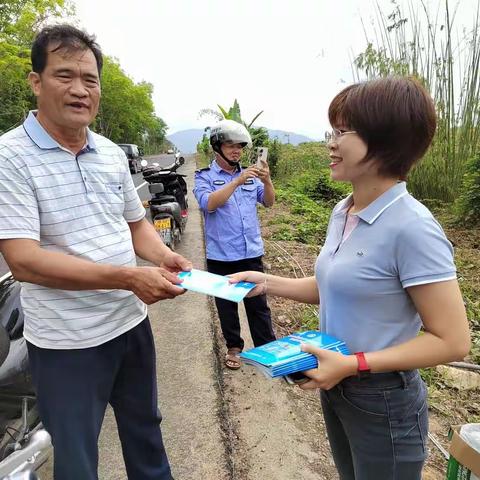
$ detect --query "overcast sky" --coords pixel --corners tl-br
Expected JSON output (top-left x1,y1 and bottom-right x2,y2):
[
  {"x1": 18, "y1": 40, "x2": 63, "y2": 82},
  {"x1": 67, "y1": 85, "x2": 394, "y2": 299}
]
[{"x1": 71, "y1": 0, "x2": 477, "y2": 139}]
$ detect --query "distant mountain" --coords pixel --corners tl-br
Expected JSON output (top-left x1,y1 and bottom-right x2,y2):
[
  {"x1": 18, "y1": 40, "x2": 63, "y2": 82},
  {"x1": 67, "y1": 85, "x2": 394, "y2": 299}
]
[
  {"x1": 167, "y1": 128, "x2": 316, "y2": 154},
  {"x1": 266, "y1": 130, "x2": 315, "y2": 146},
  {"x1": 167, "y1": 129, "x2": 205, "y2": 155}
]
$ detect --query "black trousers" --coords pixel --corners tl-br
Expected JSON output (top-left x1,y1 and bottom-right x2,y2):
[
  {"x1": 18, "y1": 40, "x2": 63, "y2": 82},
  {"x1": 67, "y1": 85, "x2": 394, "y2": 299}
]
[
  {"x1": 27, "y1": 317, "x2": 173, "y2": 480},
  {"x1": 206, "y1": 256, "x2": 276, "y2": 350}
]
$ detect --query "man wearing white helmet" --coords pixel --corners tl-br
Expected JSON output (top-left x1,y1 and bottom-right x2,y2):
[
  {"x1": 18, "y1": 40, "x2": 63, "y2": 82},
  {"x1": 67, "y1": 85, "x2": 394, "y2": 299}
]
[{"x1": 193, "y1": 119, "x2": 276, "y2": 369}]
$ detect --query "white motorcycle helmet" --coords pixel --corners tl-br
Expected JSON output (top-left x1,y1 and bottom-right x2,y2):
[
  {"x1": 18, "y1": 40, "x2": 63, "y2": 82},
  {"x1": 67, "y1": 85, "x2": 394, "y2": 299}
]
[{"x1": 209, "y1": 119, "x2": 252, "y2": 165}]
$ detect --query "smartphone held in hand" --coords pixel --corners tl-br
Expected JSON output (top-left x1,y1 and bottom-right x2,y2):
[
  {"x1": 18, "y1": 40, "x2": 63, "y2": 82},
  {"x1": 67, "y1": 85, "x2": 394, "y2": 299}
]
[{"x1": 256, "y1": 147, "x2": 268, "y2": 168}]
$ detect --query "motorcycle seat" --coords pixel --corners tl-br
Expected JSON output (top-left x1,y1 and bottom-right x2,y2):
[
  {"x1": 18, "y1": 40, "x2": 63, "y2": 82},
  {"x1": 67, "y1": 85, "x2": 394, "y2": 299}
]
[{"x1": 150, "y1": 196, "x2": 176, "y2": 203}]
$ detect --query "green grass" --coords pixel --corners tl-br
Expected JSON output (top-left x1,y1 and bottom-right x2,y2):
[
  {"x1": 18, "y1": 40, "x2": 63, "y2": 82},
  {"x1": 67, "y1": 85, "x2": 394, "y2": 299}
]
[
  {"x1": 299, "y1": 307, "x2": 320, "y2": 331},
  {"x1": 274, "y1": 189, "x2": 331, "y2": 245},
  {"x1": 266, "y1": 213, "x2": 297, "y2": 226}
]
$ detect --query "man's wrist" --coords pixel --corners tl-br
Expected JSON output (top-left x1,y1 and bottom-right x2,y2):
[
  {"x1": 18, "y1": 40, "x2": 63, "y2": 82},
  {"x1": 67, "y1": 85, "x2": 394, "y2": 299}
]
[
  {"x1": 118, "y1": 266, "x2": 136, "y2": 291},
  {"x1": 157, "y1": 245, "x2": 173, "y2": 266}
]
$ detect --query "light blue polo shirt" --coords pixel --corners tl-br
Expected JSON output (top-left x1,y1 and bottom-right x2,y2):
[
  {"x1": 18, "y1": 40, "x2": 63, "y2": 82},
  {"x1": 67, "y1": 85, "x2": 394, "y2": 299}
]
[
  {"x1": 315, "y1": 182, "x2": 456, "y2": 354},
  {"x1": 193, "y1": 160, "x2": 265, "y2": 261}
]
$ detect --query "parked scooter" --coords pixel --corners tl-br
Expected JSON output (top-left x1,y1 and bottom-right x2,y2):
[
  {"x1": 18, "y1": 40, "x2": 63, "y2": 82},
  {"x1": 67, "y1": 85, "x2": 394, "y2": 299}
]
[
  {"x1": 0, "y1": 273, "x2": 51, "y2": 478},
  {"x1": 141, "y1": 156, "x2": 188, "y2": 250}
]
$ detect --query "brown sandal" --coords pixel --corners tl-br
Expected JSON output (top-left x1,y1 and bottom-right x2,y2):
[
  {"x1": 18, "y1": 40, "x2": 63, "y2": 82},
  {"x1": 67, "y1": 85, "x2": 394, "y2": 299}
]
[{"x1": 225, "y1": 348, "x2": 242, "y2": 370}]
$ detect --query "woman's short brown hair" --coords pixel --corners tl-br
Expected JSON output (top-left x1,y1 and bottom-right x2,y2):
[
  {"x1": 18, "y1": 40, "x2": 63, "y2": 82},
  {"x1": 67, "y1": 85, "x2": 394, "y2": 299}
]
[{"x1": 328, "y1": 76, "x2": 436, "y2": 179}]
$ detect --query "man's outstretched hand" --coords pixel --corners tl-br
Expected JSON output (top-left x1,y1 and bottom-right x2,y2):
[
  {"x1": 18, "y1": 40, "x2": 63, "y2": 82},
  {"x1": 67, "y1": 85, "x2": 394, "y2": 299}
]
[
  {"x1": 129, "y1": 266, "x2": 188, "y2": 305},
  {"x1": 160, "y1": 251, "x2": 193, "y2": 273}
]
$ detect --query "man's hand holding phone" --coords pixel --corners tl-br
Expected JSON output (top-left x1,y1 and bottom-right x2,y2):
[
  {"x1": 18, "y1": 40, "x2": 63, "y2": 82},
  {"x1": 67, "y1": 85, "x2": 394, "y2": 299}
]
[{"x1": 235, "y1": 165, "x2": 259, "y2": 186}]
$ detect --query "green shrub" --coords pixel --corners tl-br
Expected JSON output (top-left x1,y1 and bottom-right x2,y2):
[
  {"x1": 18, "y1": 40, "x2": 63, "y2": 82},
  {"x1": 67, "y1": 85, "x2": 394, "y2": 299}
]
[
  {"x1": 271, "y1": 225, "x2": 296, "y2": 241},
  {"x1": 275, "y1": 142, "x2": 330, "y2": 181},
  {"x1": 275, "y1": 189, "x2": 332, "y2": 244},
  {"x1": 455, "y1": 153, "x2": 480, "y2": 225},
  {"x1": 266, "y1": 138, "x2": 281, "y2": 178},
  {"x1": 284, "y1": 169, "x2": 351, "y2": 207},
  {"x1": 197, "y1": 135, "x2": 211, "y2": 157}
]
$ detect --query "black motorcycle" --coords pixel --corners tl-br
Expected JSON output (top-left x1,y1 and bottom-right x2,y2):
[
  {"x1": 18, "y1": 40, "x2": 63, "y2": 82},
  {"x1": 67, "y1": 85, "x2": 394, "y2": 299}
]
[
  {"x1": 0, "y1": 273, "x2": 51, "y2": 478},
  {"x1": 141, "y1": 157, "x2": 188, "y2": 250}
]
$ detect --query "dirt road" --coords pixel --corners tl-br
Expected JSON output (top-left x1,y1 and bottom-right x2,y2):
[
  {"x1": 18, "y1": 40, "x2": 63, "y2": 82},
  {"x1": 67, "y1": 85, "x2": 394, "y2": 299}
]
[{"x1": 152, "y1": 157, "x2": 338, "y2": 479}]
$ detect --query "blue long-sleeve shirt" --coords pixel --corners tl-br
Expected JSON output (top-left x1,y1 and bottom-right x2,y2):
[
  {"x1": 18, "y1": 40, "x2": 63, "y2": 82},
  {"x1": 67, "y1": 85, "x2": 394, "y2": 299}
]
[{"x1": 193, "y1": 160, "x2": 265, "y2": 261}]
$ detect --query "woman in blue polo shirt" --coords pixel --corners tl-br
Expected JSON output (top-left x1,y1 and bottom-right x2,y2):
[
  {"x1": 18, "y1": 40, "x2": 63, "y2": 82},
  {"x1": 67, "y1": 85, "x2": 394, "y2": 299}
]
[{"x1": 231, "y1": 76, "x2": 471, "y2": 479}]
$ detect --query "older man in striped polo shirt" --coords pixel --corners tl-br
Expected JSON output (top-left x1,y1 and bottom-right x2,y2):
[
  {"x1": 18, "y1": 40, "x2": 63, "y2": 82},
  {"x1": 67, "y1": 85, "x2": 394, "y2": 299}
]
[{"x1": 0, "y1": 25, "x2": 190, "y2": 480}]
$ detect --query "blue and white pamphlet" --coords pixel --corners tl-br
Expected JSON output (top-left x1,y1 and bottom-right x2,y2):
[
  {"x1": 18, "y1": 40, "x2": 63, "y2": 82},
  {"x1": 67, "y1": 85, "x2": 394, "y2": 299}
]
[
  {"x1": 240, "y1": 330, "x2": 350, "y2": 378},
  {"x1": 177, "y1": 269, "x2": 256, "y2": 303}
]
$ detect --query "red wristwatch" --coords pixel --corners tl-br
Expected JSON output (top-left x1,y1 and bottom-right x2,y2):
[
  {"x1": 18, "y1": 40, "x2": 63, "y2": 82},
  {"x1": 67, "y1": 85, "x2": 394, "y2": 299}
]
[{"x1": 354, "y1": 352, "x2": 370, "y2": 377}]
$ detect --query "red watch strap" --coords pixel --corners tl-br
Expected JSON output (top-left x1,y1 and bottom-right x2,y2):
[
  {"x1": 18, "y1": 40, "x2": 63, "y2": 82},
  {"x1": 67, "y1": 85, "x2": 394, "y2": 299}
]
[{"x1": 354, "y1": 352, "x2": 370, "y2": 372}]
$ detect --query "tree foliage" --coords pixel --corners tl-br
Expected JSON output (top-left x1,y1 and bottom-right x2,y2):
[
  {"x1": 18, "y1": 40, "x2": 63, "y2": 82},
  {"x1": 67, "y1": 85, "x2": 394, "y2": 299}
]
[
  {"x1": 0, "y1": 0, "x2": 74, "y2": 46},
  {"x1": 455, "y1": 153, "x2": 480, "y2": 225},
  {"x1": 0, "y1": 0, "x2": 169, "y2": 152},
  {"x1": 95, "y1": 57, "x2": 167, "y2": 153},
  {"x1": 216, "y1": 99, "x2": 264, "y2": 131},
  {"x1": 0, "y1": 0, "x2": 71, "y2": 133},
  {"x1": 197, "y1": 99, "x2": 269, "y2": 149},
  {"x1": 0, "y1": 41, "x2": 34, "y2": 132}
]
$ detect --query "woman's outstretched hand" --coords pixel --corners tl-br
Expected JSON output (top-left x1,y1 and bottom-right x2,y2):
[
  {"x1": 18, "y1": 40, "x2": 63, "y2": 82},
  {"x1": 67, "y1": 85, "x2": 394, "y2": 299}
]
[
  {"x1": 298, "y1": 344, "x2": 358, "y2": 390},
  {"x1": 229, "y1": 270, "x2": 267, "y2": 297}
]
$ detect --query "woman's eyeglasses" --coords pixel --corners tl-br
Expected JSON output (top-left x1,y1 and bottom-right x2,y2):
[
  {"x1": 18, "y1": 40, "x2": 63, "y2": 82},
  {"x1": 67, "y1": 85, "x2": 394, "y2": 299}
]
[{"x1": 324, "y1": 128, "x2": 357, "y2": 142}]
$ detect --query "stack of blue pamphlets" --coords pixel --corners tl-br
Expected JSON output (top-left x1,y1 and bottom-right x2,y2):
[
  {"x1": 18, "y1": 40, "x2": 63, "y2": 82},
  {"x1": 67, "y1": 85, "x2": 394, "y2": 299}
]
[{"x1": 240, "y1": 330, "x2": 350, "y2": 379}]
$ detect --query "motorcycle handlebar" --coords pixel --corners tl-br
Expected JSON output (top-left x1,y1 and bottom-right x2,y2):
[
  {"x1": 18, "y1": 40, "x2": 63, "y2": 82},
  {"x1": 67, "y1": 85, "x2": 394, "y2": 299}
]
[{"x1": 143, "y1": 170, "x2": 186, "y2": 183}]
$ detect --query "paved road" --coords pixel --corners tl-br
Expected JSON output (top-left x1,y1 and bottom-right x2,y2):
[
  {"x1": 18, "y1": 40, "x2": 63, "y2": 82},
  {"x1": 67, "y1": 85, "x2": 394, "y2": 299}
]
[{"x1": 38, "y1": 153, "x2": 230, "y2": 479}]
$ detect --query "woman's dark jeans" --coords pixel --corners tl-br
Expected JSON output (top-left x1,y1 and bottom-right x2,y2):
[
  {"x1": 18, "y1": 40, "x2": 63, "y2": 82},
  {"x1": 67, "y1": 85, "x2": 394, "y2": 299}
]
[{"x1": 321, "y1": 370, "x2": 428, "y2": 480}]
